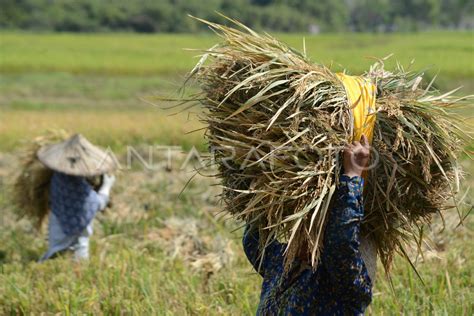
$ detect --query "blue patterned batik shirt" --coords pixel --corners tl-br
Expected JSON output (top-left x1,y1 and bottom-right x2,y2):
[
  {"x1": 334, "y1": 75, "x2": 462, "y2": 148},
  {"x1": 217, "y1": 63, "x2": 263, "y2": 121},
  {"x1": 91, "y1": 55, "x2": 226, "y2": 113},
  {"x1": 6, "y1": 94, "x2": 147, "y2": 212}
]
[
  {"x1": 243, "y1": 175, "x2": 372, "y2": 315},
  {"x1": 49, "y1": 172, "x2": 107, "y2": 236}
]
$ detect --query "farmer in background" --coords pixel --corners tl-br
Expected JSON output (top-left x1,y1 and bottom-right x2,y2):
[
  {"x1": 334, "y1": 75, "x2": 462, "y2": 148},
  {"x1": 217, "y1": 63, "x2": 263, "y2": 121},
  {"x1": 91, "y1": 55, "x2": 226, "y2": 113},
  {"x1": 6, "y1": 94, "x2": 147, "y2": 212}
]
[
  {"x1": 243, "y1": 135, "x2": 376, "y2": 315},
  {"x1": 37, "y1": 134, "x2": 117, "y2": 261}
]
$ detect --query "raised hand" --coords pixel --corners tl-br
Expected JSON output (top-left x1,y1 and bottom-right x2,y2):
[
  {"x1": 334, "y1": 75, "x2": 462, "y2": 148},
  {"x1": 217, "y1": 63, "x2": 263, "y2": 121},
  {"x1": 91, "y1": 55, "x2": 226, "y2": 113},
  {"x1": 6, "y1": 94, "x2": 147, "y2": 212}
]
[{"x1": 343, "y1": 134, "x2": 370, "y2": 178}]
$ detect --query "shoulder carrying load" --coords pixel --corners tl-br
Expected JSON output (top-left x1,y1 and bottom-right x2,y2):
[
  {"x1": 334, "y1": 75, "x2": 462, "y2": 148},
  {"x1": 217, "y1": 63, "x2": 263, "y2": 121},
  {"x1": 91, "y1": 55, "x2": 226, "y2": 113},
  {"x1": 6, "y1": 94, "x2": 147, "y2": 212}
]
[{"x1": 180, "y1": 16, "x2": 472, "y2": 273}]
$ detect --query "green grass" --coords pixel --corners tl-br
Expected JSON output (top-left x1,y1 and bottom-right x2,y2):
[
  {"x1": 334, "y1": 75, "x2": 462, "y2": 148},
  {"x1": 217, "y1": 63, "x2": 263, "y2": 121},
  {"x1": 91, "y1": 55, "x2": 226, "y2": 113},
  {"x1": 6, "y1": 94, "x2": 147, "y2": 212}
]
[
  {"x1": 0, "y1": 31, "x2": 473, "y2": 314},
  {"x1": 0, "y1": 32, "x2": 472, "y2": 151},
  {"x1": 0, "y1": 108, "x2": 205, "y2": 152},
  {"x1": 0, "y1": 72, "x2": 204, "y2": 152},
  {"x1": 0, "y1": 158, "x2": 472, "y2": 315},
  {"x1": 1, "y1": 32, "x2": 473, "y2": 81},
  {"x1": 0, "y1": 72, "x2": 184, "y2": 103}
]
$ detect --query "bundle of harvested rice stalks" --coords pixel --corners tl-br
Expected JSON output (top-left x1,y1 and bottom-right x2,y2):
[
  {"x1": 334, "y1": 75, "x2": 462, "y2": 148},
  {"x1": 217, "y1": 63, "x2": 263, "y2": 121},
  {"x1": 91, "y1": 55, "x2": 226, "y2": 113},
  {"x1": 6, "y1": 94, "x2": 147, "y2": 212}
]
[
  {"x1": 178, "y1": 16, "x2": 472, "y2": 273},
  {"x1": 11, "y1": 130, "x2": 70, "y2": 229}
]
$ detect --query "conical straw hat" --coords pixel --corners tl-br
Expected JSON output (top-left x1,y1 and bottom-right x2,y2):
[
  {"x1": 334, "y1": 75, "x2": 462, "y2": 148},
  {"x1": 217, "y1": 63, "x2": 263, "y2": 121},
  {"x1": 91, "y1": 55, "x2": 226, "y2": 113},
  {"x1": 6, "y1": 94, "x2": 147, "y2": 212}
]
[{"x1": 37, "y1": 134, "x2": 117, "y2": 177}]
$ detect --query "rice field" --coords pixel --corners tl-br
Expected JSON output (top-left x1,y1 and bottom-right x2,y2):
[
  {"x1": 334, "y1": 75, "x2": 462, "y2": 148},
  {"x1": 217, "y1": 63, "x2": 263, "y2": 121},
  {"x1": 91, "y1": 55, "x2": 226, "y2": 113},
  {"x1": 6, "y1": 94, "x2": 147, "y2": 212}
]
[
  {"x1": 0, "y1": 32, "x2": 473, "y2": 314},
  {"x1": 0, "y1": 31, "x2": 473, "y2": 150},
  {"x1": 1, "y1": 32, "x2": 473, "y2": 80}
]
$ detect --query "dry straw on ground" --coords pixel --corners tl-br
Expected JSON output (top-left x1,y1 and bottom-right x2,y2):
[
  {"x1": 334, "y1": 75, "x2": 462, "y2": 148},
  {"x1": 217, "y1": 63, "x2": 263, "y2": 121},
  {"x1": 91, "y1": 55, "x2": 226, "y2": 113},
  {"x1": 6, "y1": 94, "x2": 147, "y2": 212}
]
[
  {"x1": 179, "y1": 16, "x2": 472, "y2": 273},
  {"x1": 146, "y1": 217, "x2": 234, "y2": 277},
  {"x1": 11, "y1": 130, "x2": 70, "y2": 229}
]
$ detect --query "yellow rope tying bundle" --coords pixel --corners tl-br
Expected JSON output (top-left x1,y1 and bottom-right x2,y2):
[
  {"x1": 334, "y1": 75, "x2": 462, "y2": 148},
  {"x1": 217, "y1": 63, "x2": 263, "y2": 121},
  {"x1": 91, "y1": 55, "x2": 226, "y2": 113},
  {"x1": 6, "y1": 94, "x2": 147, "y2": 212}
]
[
  {"x1": 336, "y1": 73, "x2": 378, "y2": 144},
  {"x1": 336, "y1": 73, "x2": 378, "y2": 182}
]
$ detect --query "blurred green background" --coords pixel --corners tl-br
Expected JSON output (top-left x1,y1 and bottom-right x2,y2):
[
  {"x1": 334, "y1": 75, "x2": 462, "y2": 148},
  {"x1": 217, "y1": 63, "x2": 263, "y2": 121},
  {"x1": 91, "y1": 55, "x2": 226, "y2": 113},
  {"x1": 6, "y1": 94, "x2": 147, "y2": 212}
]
[{"x1": 0, "y1": 1, "x2": 473, "y2": 315}]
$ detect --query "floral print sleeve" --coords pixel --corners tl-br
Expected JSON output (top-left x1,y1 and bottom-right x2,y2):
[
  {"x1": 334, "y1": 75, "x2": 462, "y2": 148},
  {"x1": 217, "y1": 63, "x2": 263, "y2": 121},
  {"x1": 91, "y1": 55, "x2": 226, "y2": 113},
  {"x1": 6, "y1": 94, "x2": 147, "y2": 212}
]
[{"x1": 321, "y1": 174, "x2": 373, "y2": 312}]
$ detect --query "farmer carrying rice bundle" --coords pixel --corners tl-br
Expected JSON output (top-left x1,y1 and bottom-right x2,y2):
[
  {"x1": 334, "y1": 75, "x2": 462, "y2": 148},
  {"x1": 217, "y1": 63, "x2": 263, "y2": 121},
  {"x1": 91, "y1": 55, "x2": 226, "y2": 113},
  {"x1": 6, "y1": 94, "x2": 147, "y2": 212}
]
[
  {"x1": 12, "y1": 133, "x2": 117, "y2": 261},
  {"x1": 175, "y1": 16, "x2": 472, "y2": 315},
  {"x1": 243, "y1": 134, "x2": 375, "y2": 314}
]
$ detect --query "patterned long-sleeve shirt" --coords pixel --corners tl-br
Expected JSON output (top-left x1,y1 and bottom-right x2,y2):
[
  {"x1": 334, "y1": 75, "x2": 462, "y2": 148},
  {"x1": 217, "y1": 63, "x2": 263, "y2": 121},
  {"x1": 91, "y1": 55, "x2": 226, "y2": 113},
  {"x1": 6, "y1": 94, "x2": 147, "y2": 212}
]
[
  {"x1": 49, "y1": 172, "x2": 108, "y2": 236},
  {"x1": 243, "y1": 175, "x2": 372, "y2": 315}
]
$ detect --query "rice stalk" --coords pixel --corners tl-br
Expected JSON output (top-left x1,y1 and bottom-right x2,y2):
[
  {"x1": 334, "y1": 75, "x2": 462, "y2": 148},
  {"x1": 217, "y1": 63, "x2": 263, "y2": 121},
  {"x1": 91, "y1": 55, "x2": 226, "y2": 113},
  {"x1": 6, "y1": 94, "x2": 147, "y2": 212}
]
[
  {"x1": 11, "y1": 130, "x2": 70, "y2": 229},
  {"x1": 178, "y1": 16, "x2": 472, "y2": 273}
]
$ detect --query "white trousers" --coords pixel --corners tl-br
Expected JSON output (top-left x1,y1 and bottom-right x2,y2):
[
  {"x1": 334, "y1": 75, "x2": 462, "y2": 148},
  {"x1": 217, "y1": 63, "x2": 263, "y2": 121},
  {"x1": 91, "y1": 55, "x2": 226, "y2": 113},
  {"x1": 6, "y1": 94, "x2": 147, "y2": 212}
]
[{"x1": 39, "y1": 212, "x2": 93, "y2": 262}]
